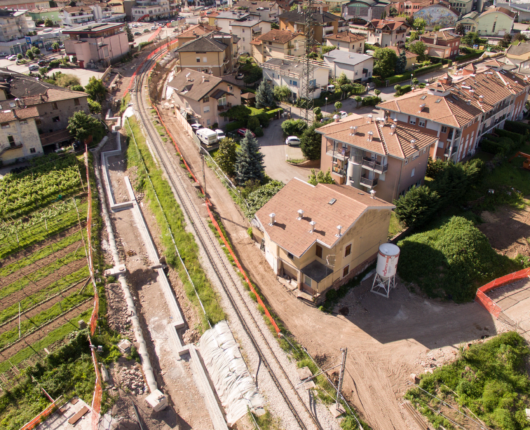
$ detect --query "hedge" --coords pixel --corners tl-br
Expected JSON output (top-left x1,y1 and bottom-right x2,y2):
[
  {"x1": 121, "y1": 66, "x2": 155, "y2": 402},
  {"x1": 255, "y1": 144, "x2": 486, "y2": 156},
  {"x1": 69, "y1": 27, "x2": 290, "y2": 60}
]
[
  {"x1": 495, "y1": 128, "x2": 525, "y2": 145},
  {"x1": 413, "y1": 63, "x2": 443, "y2": 77},
  {"x1": 504, "y1": 120, "x2": 530, "y2": 135},
  {"x1": 225, "y1": 120, "x2": 246, "y2": 132},
  {"x1": 395, "y1": 84, "x2": 412, "y2": 96},
  {"x1": 381, "y1": 63, "x2": 443, "y2": 86},
  {"x1": 455, "y1": 51, "x2": 484, "y2": 62},
  {"x1": 362, "y1": 95, "x2": 381, "y2": 106},
  {"x1": 265, "y1": 108, "x2": 283, "y2": 119}
]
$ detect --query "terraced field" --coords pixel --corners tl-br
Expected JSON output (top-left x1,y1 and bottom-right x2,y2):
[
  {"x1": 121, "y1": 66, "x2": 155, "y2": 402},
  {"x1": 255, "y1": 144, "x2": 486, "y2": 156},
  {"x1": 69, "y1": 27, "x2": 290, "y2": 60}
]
[{"x1": 0, "y1": 154, "x2": 93, "y2": 380}]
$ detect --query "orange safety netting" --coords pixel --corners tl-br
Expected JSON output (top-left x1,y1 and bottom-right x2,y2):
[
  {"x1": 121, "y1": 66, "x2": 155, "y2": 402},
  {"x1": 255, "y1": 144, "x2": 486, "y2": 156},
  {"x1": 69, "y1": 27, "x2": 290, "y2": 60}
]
[
  {"x1": 20, "y1": 400, "x2": 59, "y2": 430},
  {"x1": 475, "y1": 268, "x2": 530, "y2": 317}
]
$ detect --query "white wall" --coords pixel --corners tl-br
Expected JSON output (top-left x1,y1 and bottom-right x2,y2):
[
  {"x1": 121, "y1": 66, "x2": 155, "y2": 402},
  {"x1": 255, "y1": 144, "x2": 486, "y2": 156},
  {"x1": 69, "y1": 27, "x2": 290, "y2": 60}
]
[{"x1": 324, "y1": 57, "x2": 373, "y2": 82}]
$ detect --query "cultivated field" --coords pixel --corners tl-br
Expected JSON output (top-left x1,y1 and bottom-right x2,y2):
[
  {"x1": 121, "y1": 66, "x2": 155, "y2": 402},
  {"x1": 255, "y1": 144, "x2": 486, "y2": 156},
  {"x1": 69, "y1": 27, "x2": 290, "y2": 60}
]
[{"x1": 0, "y1": 154, "x2": 92, "y2": 386}]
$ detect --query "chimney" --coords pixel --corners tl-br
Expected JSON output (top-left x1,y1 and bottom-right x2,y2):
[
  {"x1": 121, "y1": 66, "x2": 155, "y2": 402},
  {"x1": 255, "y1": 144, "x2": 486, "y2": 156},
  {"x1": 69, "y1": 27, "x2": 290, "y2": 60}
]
[
  {"x1": 434, "y1": 33, "x2": 438, "y2": 45},
  {"x1": 298, "y1": 4, "x2": 301, "y2": 12},
  {"x1": 309, "y1": 220, "x2": 316, "y2": 234},
  {"x1": 297, "y1": 209, "x2": 304, "y2": 220},
  {"x1": 13, "y1": 109, "x2": 17, "y2": 119},
  {"x1": 390, "y1": 124, "x2": 396, "y2": 135},
  {"x1": 202, "y1": 75, "x2": 205, "y2": 83},
  {"x1": 335, "y1": 225, "x2": 342, "y2": 237},
  {"x1": 410, "y1": 139, "x2": 416, "y2": 149},
  {"x1": 466, "y1": 100, "x2": 471, "y2": 105},
  {"x1": 367, "y1": 130, "x2": 373, "y2": 142},
  {"x1": 319, "y1": 5, "x2": 323, "y2": 13},
  {"x1": 367, "y1": 114, "x2": 372, "y2": 123},
  {"x1": 370, "y1": 189, "x2": 376, "y2": 199},
  {"x1": 269, "y1": 213, "x2": 275, "y2": 226},
  {"x1": 469, "y1": 89, "x2": 474, "y2": 95},
  {"x1": 419, "y1": 103, "x2": 425, "y2": 112},
  {"x1": 479, "y1": 95, "x2": 484, "y2": 102},
  {"x1": 294, "y1": 23, "x2": 297, "y2": 32}
]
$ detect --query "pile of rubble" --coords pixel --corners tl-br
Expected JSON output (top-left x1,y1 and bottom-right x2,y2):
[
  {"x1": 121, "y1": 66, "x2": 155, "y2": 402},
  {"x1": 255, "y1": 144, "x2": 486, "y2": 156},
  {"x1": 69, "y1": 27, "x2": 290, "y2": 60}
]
[{"x1": 118, "y1": 366, "x2": 148, "y2": 396}]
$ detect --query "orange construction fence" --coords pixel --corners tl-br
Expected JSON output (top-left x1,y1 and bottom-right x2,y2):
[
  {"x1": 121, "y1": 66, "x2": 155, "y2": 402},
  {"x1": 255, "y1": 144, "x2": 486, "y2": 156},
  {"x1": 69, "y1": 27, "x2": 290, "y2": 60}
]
[
  {"x1": 20, "y1": 399, "x2": 60, "y2": 430},
  {"x1": 475, "y1": 268, "x2": 530, "y2": 317}
]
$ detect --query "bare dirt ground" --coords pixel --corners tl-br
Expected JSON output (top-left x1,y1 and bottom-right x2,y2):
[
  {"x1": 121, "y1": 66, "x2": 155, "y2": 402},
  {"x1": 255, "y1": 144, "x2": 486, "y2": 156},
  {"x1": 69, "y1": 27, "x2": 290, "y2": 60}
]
[
  {"x1": 101, "y1": 133, "x2": 213, "y2": 430},
  {"x1": 158, "y1": 106, "x2": 501, "y2": 430},
  {"x1": 478, "y1": 206, "x2": 530, "y2": 258}
]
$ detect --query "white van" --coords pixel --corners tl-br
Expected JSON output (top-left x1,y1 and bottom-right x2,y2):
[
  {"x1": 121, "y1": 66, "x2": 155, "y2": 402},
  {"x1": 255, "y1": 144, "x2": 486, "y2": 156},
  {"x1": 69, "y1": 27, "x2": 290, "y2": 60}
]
[{"x1": 197, "y1": 128, "x2": 219, "y2": 146}]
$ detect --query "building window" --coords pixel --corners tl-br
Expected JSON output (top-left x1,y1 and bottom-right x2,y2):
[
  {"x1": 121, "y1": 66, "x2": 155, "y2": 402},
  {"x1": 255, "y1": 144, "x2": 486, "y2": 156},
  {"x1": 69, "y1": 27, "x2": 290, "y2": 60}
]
[
  {"x1": 304, "y1": 275, "x2": 312, "y2": 287},
  {"x1": 203, "y1": 96, "x2": 209, "y2": 103},
  {"x1": 411, "y1": 168, "x2": 415, "y2": 177},
  {"x1": 196, "y1": 57, "x2": 200, "y2": 63},
  {"x1": 203, "y1": 57, "x2": 207, "y2": 62},
  {"x1": 404, "y1": 158, "x2": 408, "y2": 165},
  {"x1": 441, "y1": 126, "x2": 447, "y2": 133},
  {"x1": 344, "y1": 244, "x2": 351, "y2": 257},
  {"x1": 409, "y1": 117, "x2": 416, "y2": 125},
  {"x1": 287, "y1": 252, "x2": 294, "y2": 259},
  {"x1": 52, "y1": 102, "x2": 58, "y2": 110},
  {"x1": 1, "y1": 123, "x2": 9, "y2": 129},
  {"x1": 412, "y1": 151, "x2": 419, "y2": 160},
  {"x1": 207, "y1": 119, "x2": 211, "y2": 125},
  {"x1": 419, "y1": 120, "x2": 425, "y2": 127},
  {"x1": 316, "y1": 244, "x2": 322, "y2": 258},
  {"x1": 8, "y1": 135, "x2": 14, "y2": 146},
  {"x1": 30, "y1": 148, "x2": 36, "y2": 153},
  {"x1": 20, "y1": 120, "x2": 27, "y2": 125},
  {"x1": 204, "y1": 106, "x2": 210, "y2": 113},
  {"x1": 343, "y1": 265, "x2": 349, "y2": 278},
  {"x1": 53, "y1": 116, "x2": 60, "y2": 122},
  {"x1": 74, "y1": 98, "x2": 80, "y2": 106}
]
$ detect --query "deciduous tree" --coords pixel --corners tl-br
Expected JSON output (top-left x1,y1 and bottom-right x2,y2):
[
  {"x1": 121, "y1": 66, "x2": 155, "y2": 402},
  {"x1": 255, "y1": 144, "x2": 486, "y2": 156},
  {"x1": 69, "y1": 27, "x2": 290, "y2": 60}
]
[
  {"x1": 215, "y1": 137, "x2": 237, "y2": 176},
  {"x1": 373, "y1": 48, "x2": 397, "y2": 78},
  {"x1": 85, "y1": 77, "x2": 107, "y2": 102},
  {"x1": 67, "y1": 111, "x2": 105, "y2": 143},
  {"x1": 300, "y1": 125, "x2": 321, "y2": 160},
  {"x1": 273, "y1": 85, "x2": 291, "y2": 102},
  {"x1": 409, "y1": 41, "x2": 428, "y2": 62}
]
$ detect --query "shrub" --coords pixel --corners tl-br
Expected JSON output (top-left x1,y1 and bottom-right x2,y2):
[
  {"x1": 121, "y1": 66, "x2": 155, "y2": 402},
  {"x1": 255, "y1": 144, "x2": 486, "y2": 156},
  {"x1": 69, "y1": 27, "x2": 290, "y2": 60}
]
[
  {"x1": 244, "y1": 180, "x2": 284, "y2": 218},
  {"x1": 374, "y1": 89, "x2": 381, "y2": 96},
  {"x1": 395, "y1": 84, "x2": 412, "y2": 96},
  {"x1": 71, "y1": 84, "x2": 84, "y2": 92},
  {"x1": 257, "y1": 113, "x2": 269, "y2": 128},
  {"x1": 254, "y1": 126, "x2": 264, "y2": 137},
  {"x1": 394, "y1": 185, "x2": 440, "y2": 229},
  {"x1": 225, "y1": 120, "x2": 246, "y2": 133},
  {"x1": 265, "y1": 108, "x2": 283, "y2": 119},
  {"x1": 49, "y1": 59, "x2": 61, "y2": 68},
  {"x1": 361, "y1": 96, "x2": 381, "y2": 106},
  {"x1": 503, "y1": 120, "x2": 530, "y2": 135},
  {"x1": 281, "y1": 119, "x2": 308, "y2": 137},
  {"x1": 247, "y1": 116, "x2": 260, "y2": 132},
  {"x1": 322, "y1": 45, "x2": 336, "y2": 54},
  {"x1": 300, "y1": 125, "x2": 321, "y2": 160}
]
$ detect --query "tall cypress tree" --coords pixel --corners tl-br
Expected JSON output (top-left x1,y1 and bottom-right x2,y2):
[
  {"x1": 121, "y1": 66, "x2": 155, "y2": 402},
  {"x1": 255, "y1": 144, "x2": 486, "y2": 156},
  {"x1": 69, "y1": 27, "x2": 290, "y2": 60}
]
[
  {"x1": 255, "y1": 79, "x2": 275, "y2": 109},
  {"x1": 396, "y1": 49, "x2": 407, "y2": 74},
  {"x1": 235, "y1": 130, "x2": 264, "y2": 184}
]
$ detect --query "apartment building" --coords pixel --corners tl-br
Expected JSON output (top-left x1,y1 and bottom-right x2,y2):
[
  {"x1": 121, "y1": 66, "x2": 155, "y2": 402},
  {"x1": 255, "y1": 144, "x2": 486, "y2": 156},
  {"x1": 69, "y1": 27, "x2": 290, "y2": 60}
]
[
  {"x1": 363, "y1": 18, "x2": 409, "y2": 47},
  {"x1": 63, "y1": 23, "x2": 129, "y2": 66},
  {"x1": 446, "y1": 0, "x2": 474, "y2": 15},
  {"x1": 175, "y1": 33, "x2": 239, "y2": 77},
  {"x1": 61, "y1": 6, "x2": 94, "y2": 26},
  {"x1": 130, "y1": 0, "x2": 176, "y2": 22},
  {"x1": 417, "y1": 30, "x2": 461, "y2": 59},
  {"x1": 323, "y1": 50, "x2": 374, "y2": 82},
  {"x1": 253, "y1": 178, "x2": 394, "y2": 301},
  {"x1": 505, "y1": 42, "x2": 530, "y2": 74},
  {"x1": 0, "y1": 107, "x2": 43, "y2": 165},
  {"x1": 317, "y1": 114, "x2": 439, "y2": 202},
  {"x1": 231, "y1": 19, "x2": 271, "y2": 55},
  {"x1": 377, "y1": 68, "x2": 529, "y2": 166},
  {"x1": 175, "y1": 24, "x2": 219, "y2": 47},
  {"x1": 91, "y1": 3, "x2": 126, "y2": 22},
  {"x1": 324, "y1": 32, "x2": 366, "y2": 53},
  {"x1": 342, "y1": 0, "x2": 390, "y2": 22},
  {"x1": 251, "y1": 29, "x2": 306, "y2": 63},
  {"x1": 261, "y1": 57, "x2": 330, "y2": 101},
  {"x1": 458, "y1": 6, "x2": 515, "y2": 36},
  {"x1": 278, "y1": 7, "x2": 344, "y2": 44},
  {"x1": 27, "y1": 8, "x2": 62, "y2": 25},
  {"x1": 168, "y1": 68, "x2": 242, "y2": 128},
  {"x1": 0, "y1": 10, "x2": 30, "y2": 42},
  {"x1": 234, "y1": 1, "x2": 279, "y2": 21},
  {"x1": 212, "y1": 11, "x2": 252, "y2": 32}
]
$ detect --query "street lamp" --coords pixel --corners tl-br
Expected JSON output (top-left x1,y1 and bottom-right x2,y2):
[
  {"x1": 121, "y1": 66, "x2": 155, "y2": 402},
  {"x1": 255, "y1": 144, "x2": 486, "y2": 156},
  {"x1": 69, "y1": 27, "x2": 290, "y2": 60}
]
[
  {"x1": 411, "y1": 73, "x2": 414, "y2": 87},
  {"x1": 325, "y1": 97, "x2": 328, "y2": 113}
]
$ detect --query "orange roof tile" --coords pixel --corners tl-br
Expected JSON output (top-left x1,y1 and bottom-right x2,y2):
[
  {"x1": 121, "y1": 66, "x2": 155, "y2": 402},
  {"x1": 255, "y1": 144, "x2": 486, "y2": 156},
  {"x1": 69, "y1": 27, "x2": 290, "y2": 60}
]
[
  {"x1": 0, "y1": 106, "x2": 39, "y2": 123},
  {"x1": 255, "y1": 179, "x2": 394, "y2": 257}
]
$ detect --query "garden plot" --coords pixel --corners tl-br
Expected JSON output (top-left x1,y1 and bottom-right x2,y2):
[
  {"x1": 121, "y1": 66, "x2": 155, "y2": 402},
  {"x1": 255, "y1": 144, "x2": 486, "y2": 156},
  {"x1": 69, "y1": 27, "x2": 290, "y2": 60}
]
[{"x1": 0, "y1": 155, "x2": 91, "y2": 381}]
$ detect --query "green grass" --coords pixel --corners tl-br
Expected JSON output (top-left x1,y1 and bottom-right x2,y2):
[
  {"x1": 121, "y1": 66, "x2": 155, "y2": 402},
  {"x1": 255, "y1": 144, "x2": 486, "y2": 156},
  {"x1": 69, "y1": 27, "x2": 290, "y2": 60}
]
[
  {"x1": 388, "y1": 212, "x2": 404, "y2": 239},
  {"x1": 0, "y1": 247, "x2": 86, "y2": 301},
  {"x1": 0, "y1": 289, "x2": 92, "y2": 349},
  {"x1": 0, "y1": 203, "x2": 88, "y2": 260},
  {"x1": 406, "y1": 332, "x2": 530, "y2": 430},
  {"x1": 0, "y1": 267, "x2": 89, "y2": 324},
  {"x1": 0, "y1": 231, "x2": 83, "y2": 279},
  {"x1": 125, "y1": 117, "x2": 226, "y2": 331},
  {"x1": 119, "y1": 93, "x2": 131, "y2": 114}
]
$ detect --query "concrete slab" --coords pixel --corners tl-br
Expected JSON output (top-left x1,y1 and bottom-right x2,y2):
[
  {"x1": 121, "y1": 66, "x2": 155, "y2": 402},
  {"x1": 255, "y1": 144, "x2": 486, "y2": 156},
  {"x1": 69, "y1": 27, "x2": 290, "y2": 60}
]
[
  {"x1": 34, "y1": 399, "x2": 93, "y2": 430},
  {"x1": 297, "y1": 366, "x2": 313, "y2": 380}
]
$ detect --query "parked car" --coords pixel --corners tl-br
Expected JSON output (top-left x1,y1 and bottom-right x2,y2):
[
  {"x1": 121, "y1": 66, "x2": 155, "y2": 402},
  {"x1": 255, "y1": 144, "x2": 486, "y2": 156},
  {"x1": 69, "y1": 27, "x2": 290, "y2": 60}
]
[
  {"x1": 37, "y1": 60, "x2": 47, "y2": 66},
  {"x1": 7, "y1": 55, "x2": 16, "y2": 61},
  {"x1": 134, "y1": 31, "x2": 141, "y2": 35},
  {"x1": 235, "y1": 73, "x2": 244, "y2": 80},
  {"x1": 190, "y1": 123, "x2": 202, "y2": 131},
  {"x1": 143, "y1": 28, "x2": 150, "y2": 33},
  {"x1": 0, "y1": 53, "x2": 7, "y2": 58},
  {"x1": 339, "y1": 111, "x2": 348, "y2": 119},
  {"x1": 327, "y1": 84, "x2": 335, "y2": 92},
  {"x1": 28, "y1": 64, "x2": 39, "y2": 72},
  {"x1": 285, "y1": 136, "x2": 301, "y2": 146},
  {"x1": 151, "y1": 26, "x2": 157, "y2": 31},
  {"x1": 215, "y1": 129, "x2": 225, "y2": 140},
  {"x1": 197, "y1": 128, "x2": 219, "y2": 146},
  {"x1": 237, "y1": 128, "x2": 255, "y2": 138}
]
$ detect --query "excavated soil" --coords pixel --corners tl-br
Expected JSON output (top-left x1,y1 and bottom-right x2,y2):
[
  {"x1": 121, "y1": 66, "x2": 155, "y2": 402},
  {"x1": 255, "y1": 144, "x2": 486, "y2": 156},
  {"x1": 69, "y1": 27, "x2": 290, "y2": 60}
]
[{"x1": 478, "y1": 205, "x2": 530, "y2": 258}]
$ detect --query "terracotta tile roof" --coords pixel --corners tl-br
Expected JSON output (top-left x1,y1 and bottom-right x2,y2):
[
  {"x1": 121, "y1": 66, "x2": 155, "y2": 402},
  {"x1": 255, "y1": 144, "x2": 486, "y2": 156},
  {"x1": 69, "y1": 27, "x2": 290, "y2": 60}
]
[
  {"x1": 178, "y1": 24, "x2": 217, "y2": 39},
  {"x1": 324, "y1": 32, "x2": 366, "y2": 43},
  {"x1": 23, "y1": 88, "x2": 88, "y2": 106},
  {"x1": 386, "y1": 46, "x2": 418, "y2": 59},
  {"x1": 167, "y1": 68, "x2": 224, "y2": 101},
  {"x1": 420, "y1": 30, "x2": 460, "y2": 41},
  {"x1": 378, "y1": 69, "x2": 529, "y2": 128},
  {"x1": 367, "y1": 19, "x2": 409, "y2": 30},
  {"x1": 278, "y1": 10, "x2": 340, "y2": 24},
  {"x1": 0, "y1": 106, "x2": 39, "y2": 123},
  {"x1": 317, "y1": 114, "x2": 438, "y2": 159},
  {"x1": 254, "y1": 29, "x2": 302, "y2": 44},
  {"x1": 255, "y1": 178, "x2": 394, "y2": 257},
  {"x1": 482, "y1": 6, "x2": 516, "y2": 19}
]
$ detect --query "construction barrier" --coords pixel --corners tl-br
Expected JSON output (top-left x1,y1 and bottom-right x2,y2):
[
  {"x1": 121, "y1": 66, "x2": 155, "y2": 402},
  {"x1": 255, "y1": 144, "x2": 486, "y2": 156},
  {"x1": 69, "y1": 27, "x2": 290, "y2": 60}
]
[
  {"x1": 152, "y1": 102, "x2": 281, "y2": 335},
  {"x1": 20, "y1": 399, "x2": 60, "y2": 430},
  {"x1": 475, "y1": 268, "x2": 530, "y2": 317},
  {"x1": 148, "y1": 27, "x2": 161, "y2": 42}
]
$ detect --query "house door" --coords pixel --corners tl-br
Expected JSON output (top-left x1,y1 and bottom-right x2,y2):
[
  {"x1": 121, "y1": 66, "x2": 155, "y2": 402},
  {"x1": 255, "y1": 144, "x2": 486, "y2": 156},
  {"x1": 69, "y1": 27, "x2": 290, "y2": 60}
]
[{"x1": 265, "y1": 246, "x2": 275, "y2": 270}]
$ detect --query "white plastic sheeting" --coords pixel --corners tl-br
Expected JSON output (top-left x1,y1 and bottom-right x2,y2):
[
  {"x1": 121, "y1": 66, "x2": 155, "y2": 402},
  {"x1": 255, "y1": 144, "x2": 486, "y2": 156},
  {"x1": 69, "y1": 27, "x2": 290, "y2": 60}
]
[{"x1": 199, "y1": 321, "x2": 265, "y2": 426}]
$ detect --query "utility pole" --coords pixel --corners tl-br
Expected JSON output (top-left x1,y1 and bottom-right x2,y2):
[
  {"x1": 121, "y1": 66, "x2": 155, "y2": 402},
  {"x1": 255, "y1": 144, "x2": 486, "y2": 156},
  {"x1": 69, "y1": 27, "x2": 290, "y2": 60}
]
[
  {"x1": 201, "y1": 152, "x2": 206, "y2": 197},
  {"x1": 336, "y1": 348, "x2": 347, "y2": 411},
  {"x1": 301, "y1": 0, "x2": 317, "y2": 124}
]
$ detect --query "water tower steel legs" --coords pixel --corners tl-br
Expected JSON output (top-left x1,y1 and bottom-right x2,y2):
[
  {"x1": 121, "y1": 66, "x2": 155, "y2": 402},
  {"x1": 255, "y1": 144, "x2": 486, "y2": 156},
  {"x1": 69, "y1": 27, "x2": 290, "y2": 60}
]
[{"x1": 370, "y1": 273, "x2": 396, "y2": 298}]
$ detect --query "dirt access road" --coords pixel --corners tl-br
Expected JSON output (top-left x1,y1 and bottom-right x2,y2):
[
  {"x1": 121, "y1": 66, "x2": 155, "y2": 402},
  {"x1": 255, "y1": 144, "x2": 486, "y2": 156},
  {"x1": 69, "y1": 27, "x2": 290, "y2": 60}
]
[{"x1": 158, "y1": 107, "x2": 499, "y2": 430}]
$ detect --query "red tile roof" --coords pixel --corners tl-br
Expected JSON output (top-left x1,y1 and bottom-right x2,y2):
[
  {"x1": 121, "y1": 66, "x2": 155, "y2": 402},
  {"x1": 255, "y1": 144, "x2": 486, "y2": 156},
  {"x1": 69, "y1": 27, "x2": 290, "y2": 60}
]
[
  {"x1": 0, "y1": 106, "x2": 39, "y2": 123},
  {"x1": 255, "y1": 179, "x2": 394, "y2": 257}
]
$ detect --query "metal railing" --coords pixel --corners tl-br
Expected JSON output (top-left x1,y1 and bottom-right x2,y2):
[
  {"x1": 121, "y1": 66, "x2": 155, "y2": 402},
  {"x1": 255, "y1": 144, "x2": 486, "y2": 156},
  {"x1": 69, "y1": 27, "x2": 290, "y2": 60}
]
[
  {"x1": 360, "y1": 176, "x2": 378, "y2": 187},
  {"x1": 361, "y1": 158, "x2": 388, "y2": 172},
  {"x1": 332, "y1": 165, "x2": 346, "y2": 176},
  {"x1": 0, "y1": 142, "x2": 22, "y2": 156}
]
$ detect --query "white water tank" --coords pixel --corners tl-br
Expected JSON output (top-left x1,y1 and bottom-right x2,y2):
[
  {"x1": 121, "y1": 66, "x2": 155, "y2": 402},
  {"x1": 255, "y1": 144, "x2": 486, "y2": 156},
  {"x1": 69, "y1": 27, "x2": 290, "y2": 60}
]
[{"x1": 376, "y1": 243, "x2": 400, "y2": 279}]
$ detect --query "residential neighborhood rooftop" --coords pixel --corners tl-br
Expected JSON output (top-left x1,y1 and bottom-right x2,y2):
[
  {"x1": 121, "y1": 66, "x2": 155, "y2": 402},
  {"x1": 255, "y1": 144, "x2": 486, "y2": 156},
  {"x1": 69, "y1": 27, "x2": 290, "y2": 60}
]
[
  {"x1": 252, "y1": 29, "x2": 303, "y2": 44},
  {"x1": 506, "y1": 41, "x2": 530, "y2": 57},
  {"x1": 167, "y1": 69, "x2": 228, "y2": 102},
  {"x1": 176, "y1": 35, "x2": 228, "y2": 53},
  {"x1": 255, "y1": 178, "x2": 394, "y2": 258},
  {"x1": 323, "y1": 50, "x2": 373, "y2": 66},
  {"x1": 323, "y1": 32, "x2": 366, "y2": 43},
  {"x1": 278, "y1": 10, "x2": 341, "y2": 24}
]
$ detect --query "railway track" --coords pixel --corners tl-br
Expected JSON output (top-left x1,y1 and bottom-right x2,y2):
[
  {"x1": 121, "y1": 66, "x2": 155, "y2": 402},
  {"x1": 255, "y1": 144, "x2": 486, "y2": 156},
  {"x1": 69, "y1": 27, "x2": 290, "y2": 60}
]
[{"x1": 132, "y1": 51, "x2": 324, "y2": 430}]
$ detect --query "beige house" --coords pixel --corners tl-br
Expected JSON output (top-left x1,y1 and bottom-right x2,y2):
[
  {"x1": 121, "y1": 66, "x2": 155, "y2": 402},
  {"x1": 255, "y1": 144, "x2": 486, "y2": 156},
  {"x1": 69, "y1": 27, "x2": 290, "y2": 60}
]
[
  {"x1": 0, "y1": 107, "x2": 42, "y2": 165},
  {"x1": 364, "y1": 18, "x2": 409, "y2": 47},
  {"x1": 324, "y1": 32, "x2": 366, "y2": 53},
  {"x1": 176, "y1": 34, "x2": 239, "y2": 77},
  {"x1": 175, "y1": 24, "x2": 219, "y2": 48},
  {"x1": 279, "y1": 7, "x2": 344, "y2": 44},
  {"x1": 317, "y1": 114, "x2": 439, "y2": 203},
  {"x1": 168, "y1": 69, "x2": 242, "y2": 128},
  {"x1": 504, "y1": 41, "x2": 530, "y2": 73},
  {"x1": 251, "y1": 29, "x2": 306, "y2": 64},
  {"x1": 253, "y1": 179, "x2": 394, "y2": 302}
]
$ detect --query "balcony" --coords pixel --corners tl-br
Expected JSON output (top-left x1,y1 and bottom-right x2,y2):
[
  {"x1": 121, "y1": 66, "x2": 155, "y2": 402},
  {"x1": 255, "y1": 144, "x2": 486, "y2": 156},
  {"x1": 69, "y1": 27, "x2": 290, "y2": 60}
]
[
  {"x1": 0, "y1": 142, "x2": 23, "y2": 156},
  {"x1": 360, "y1": 176, "x2": 378, "y2": 188},
  {"x1": 252, "y1": 27, "x2": 262, "y2": 34},
  {"x1": 217, "y1": 102, "x2": 232, "y2": 112},
  {"x1": 361, "y1": 158, "x2": 388, "y2": 173},
  {"x1": 326, "y1": 142, "x2": 350, "y2": 160},
  {"x1": 324, "y1": 26, "x2": 334, "y2": 35},
  {"x1": 332, "y1": 165, "x2": 346, "y2": 176}
]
